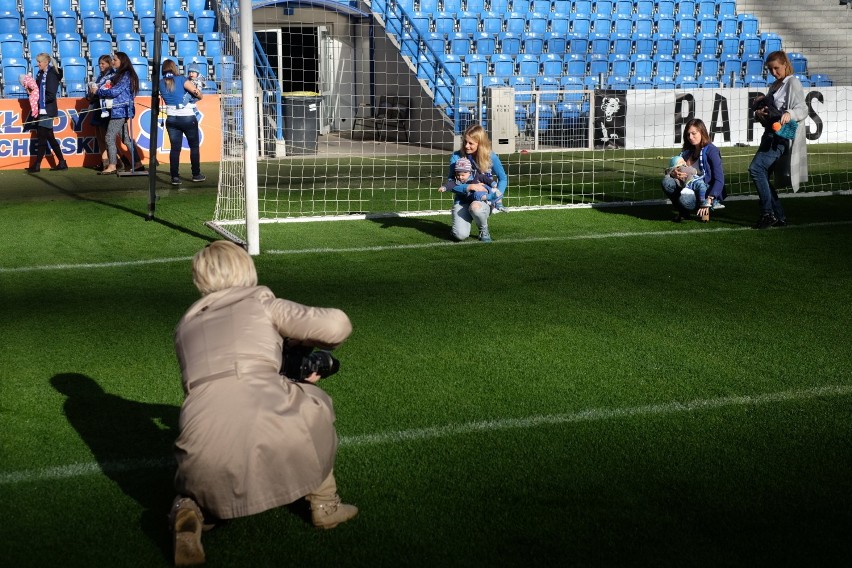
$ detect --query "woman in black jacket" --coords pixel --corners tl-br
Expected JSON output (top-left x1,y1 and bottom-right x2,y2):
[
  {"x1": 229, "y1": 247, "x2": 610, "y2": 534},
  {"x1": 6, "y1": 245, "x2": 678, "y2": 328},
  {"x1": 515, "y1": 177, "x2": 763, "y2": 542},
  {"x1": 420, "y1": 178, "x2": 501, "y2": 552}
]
[{"x1": 28, "y1": 53, "x2": 67, "y2": 173}]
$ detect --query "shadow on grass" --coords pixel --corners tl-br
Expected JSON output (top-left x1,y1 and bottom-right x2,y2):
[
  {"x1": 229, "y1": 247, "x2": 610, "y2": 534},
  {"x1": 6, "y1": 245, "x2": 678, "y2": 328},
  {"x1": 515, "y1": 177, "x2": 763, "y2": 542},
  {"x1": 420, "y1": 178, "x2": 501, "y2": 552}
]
[
  {"x1": 50, "y1": 373, "x2": 179, "y2": 563},
  {"x1": 368, "y1": 214, "x2": 451, "y2": 240}
]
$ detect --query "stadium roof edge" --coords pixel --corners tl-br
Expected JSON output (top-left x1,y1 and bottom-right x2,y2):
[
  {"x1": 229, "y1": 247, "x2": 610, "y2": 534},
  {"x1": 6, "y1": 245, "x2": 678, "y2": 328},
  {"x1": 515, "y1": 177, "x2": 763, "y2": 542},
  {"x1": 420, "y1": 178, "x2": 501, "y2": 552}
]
[{"x1": 251, "y1": 0, "x2": 370, "y2": 18}]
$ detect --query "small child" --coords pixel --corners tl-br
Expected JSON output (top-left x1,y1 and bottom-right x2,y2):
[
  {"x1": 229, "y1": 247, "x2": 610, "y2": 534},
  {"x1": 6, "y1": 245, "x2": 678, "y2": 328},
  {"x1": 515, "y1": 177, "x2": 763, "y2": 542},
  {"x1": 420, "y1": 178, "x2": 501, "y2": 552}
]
[
  {"x1": 98, "y1": 78, "x2": 114, "y2": 118},
  {"x1": 666, "y1": 155, "x2": 707, "y2": 200},
  {"x1": 19, "y1": 74, "x2": 39, "y2": 119},
  {"x1": 439, "y1": 158, "x2": 508, "y2": 213},
  {"x1": 184, "y1": 65, "x2": 204, "y2": 120}
]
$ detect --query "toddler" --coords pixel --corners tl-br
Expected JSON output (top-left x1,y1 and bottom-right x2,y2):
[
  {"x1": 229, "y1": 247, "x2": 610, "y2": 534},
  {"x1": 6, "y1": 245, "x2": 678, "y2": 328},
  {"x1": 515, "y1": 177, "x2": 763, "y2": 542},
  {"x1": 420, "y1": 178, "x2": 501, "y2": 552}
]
[{"x1": 439, "y1": 158, "x2": 508, "y2": 213}]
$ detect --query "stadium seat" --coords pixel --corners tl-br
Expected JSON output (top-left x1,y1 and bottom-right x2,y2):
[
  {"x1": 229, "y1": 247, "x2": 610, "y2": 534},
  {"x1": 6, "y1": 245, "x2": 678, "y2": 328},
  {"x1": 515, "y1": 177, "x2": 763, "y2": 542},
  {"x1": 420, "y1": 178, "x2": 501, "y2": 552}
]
[
  {"x1": 745, "y1": 75, "x2": 767, "y2": 88},
  {"x1": 137, "y1": 10, "x2": 157, "y2": 35},
  {"x1": 439, "y1": 53, "x2": 463, "y2": 77},
  {"x1": 652, "y1": 33, "x2": 674, "y2": 57},
  {"x1": 2, "y1": 58, "x2": 28, "y2": 86},
  {"x1": 187, "y1": 0, "x2": 208, "y2": 11},
  {"x1": 482, "y1": 12, "x2": 503, "y2": 34},
  {"x1": 676, "y1": 1, "x2": 695, "y2": 17},
  {"x1": 614, "y1": 0, "x2": 632, "y2": 16},
  {"x1": 212, "y1": 54, "x2": 236, "y2": 81},
  {"x1": 737, "y1": 14, "x2": 759, "y2": 35},
  {"x1": 110, "y1": 11, "x2": 135, "y2": 34},
  {"x1": 474, "y1": 32, "x2": 497, "y2": 55},
  {"x1": 588, "y1": 31, "x2": 610, "y2": 55},
  {"x1": 21, "y1": 0, "x2": 43, "y2": 10},
  {"x1": 505, "y1": 12, "x2": 526, "y2": 34},
  {"x1": 165, "y1": 0, "x2": 184, "y2": 11},
  {"x1": 675, "y1": 54, "x2": 697, "y2": 78},
  {"x1": 696, "y1": 1, "x2": 716, "y2": 17},
  {"x1": 654, "y1": 55, "x2": 675, "y2": 80},
  {"x1": 203, "y1": 32, "x2": 223, "y2": 57},
  {"x1": 87, "y1": 34, "x2": 113, "y2": 61},
  {"x1": 77, "y1": 0, "x2": 100, "y2": 12},
  {"x1": 794, "y1": 74, "x2": 811, "y2": 88},
  {"x1": 559, "y1": 74, "x2": 584, "y2": 98},
  {"x1": 612, "y1": 13, "x2": 632, "y2": 35},
  {"x1": 611, "y1": 33, "x2": 631, "y2": 55},
  {"x1": 697, "y1": 54, "x2": 719, "y2": 79},
  {"x1": 434, "y1": 12, "x2": 454, "y2": 35},
  {"x1": 678, "y1": 16, "x2": 697, "y2": 35},
  {"x1": 761, "y1": 32, "x2": 782, "y2": 55},
  {"x1": 677, "y1": 76, "x2": 699, "y2": 89},
  {"x1": 595, "y1": 0, "x2": 613, "y2": 14},
  {"x1": 52, "y1": 11, "x2": 79, "y2": 35},
  {"x1": 0, "y1": 11, "x2": 18, "y2": 34},
  {"x1": 458, "y1": 12, "x2": 479, "y2": 34},
  {"x1": 531, "y1": 0, "x2": 551, "y2": 11},
  {"x1": 0, "y1": 32, "x2": 24, "y2": 59},
  {"x1": 399, "y1": 32, "x2": 418, "y2": 60},
  {"x1": 130, "y1": 56, "x2": 150, "y2": 81},
  {"x1": 498, "y1": 31, "x2": 521, "y2": 55},
  {"x1": 633, "y1": 32, "x2": 652, "y2": 55},
  {"x1": 491, "y1": 0, "x2": 510, "y2": 11},
  {"x1": 540, "y1": 52, "x2": 563, "y2": 75},
  {"x1": 543, "y1": 31, "x2": 566, "y2": 54},
  {"x1": 523, "y1": 32, "x2": 544, "y2": 54},
  {"x1": 508, "y1": 75, "x2": 533, "y2": 102},
  {"x1": 571, "y1": 14, "x2": 591, "y2": 35},
  {"x1": 742, "y1": 54, "x2": 763, "y2": 77},
  {"x1": 653, "y1": 14, "x2": 675, "y2": 36},
  {"x1": 718, "y1": 14, "x2": 737, "y2": 36},
  {"x1": 588, "y1": 53, "x2": 608, "y2": 76},
  {"x1": 527, "y1": 12, "x2": 549, "y2": 34},
  {"x1": 717, "y1": 0, "x2": 736, "y2": 16},
  {"x1": 27, "y1": 34, "x2": 53, "y2": 60},
  {"x1": 654, "y1": 76, "x2": 676, "y2": 89},
  {"x1": 700, "y1": 75, "x2": 720, "y2": 88},
  {"x1": 548, "y1": 13, "x2": 570, "y2": 35},
  {"x1": 137, "y1": 80, "x2": 153, "y2": 95},
  {"x1": 697, "y1": 33, "x2": 718, "y2": 57},
  {"x1": 630, "y1": 53, "x2": 653, "y2": 77},
  {"x1": 567, "y1": 34, "x2": 589, "y2": 56},
  {"x1": 81, "y1": 12, "x2": 106, "y2": 36},
  {"x1": 592, "y1": 14, "x2": 612, "y2": 34},
  {"x1": 175, "y1": 32, "x2": 200, "y2": 58},
  {"x1": 631, "y1": 75, "x2": 654, "y2": 89},
  {"x1": 116, "y1": 32, "x2": 143, "y2": 56},
  {"x1": 789, "y1": 52, "x2": 807, "y2": 74},
  {"x1": 56, "y1": 33, "x2": 83, "y2": 59},
  {"x1": 167, "y1": 10, "x2": 191, "y2": 34},
  {"x1": 720, "y1": 54, "x2": 741, "y2": 78},
  {"x1": 4, "y1": 82, "x2": 28, "y2": 98},
  {"x1": 697, "y1": 16, "x2": 717, "y2": 35},
  {"x1": 490, "y1": 54, "x2": 515, "y2": 77},
  {"x1": 573, "y1": 0, "x2": 592, "y2": 14},
  {"x1": 675, "y1": 32, "x2": 696, "y2": 56},
  {"x1": 62, "y1": 56, "x2": 88, "y2": 84},
  {"x1": 424, "y1": 32, "x2": 445, "y2": 55},
  {"x1": 65, "y1": 81, "x2": 89, "y2": 97},
  {"x1": 810, "y1": 74, "x2": 832, "y2": 87},
  {"x1": 449, "y1": 32, "x2": 472, "y2": 56},
  {"x1": 741, "y1": 34, "x2": 761, "y2": 57},
  {"x1": 24, "y1": 10, "x2": 50, "y2": 34},
  {"x1": 517, "y1": 53, "x2": 539, "y2": 76},
  {"x1": 511, "y1": 0, "x2": 531, "y2": 12},
  {"x1": 610, "y1": 52, "x2": 630, "y2": 75},
  {"x1": 560, "y1": 52, "x2": 582, "y2": 75},
  {"x1": 720, "y1": 34, "x2": 739, "y2": 56},
  {"x1": 464, "y1": 54, "x2": 488, "y2": 77},
  {"x1": 635, "y1": 0, "x2": 655, "y2": 15}
]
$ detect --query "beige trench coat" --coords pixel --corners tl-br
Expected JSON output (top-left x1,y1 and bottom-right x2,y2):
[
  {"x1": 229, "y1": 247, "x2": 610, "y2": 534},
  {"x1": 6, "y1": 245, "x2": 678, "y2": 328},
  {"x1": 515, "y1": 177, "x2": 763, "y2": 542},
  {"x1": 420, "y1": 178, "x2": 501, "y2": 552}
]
[
  {"x1": 173, "y1": 285, "x2": 352, "y2": 519},
  {"x1": 772, "y1": 75, "x2": 809, "y2": 192}
]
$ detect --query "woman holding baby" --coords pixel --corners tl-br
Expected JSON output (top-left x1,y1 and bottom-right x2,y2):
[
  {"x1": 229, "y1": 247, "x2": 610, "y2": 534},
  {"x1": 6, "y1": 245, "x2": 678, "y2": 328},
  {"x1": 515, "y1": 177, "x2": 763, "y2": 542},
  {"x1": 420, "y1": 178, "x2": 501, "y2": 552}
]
[{"x1": 661, "y1": 118, "x2": 726, "y2": 223}]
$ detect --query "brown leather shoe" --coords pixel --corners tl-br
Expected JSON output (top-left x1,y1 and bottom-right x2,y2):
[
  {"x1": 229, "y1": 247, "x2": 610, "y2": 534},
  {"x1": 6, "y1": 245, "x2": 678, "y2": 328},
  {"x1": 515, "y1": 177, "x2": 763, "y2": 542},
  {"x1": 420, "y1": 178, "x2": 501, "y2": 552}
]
[
  {"x1": 309, "y1": 496, "x2": 358, "y2": 529},
  {"x1": 170, "y1": 498, "x2": 205, "y2": 566}
]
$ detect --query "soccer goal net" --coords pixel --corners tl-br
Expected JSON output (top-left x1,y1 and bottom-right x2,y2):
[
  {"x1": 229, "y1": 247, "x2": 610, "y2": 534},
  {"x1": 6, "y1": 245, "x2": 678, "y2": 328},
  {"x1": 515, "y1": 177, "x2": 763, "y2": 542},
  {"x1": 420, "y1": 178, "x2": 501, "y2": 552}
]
[{"x1": 209, "y1": 0, "x2": 852, "y2": 251}]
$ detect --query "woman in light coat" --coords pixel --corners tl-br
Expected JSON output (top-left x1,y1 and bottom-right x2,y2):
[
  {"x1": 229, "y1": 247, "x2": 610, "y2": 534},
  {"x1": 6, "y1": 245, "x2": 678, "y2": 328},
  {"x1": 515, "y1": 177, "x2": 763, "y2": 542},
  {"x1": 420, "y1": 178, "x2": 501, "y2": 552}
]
[
  {"x1": 749, "y1": 50, "x2": 809, "y2": 229},
  {"x1": 170, "y1": 241, "x2": 358, "y2": 566}
]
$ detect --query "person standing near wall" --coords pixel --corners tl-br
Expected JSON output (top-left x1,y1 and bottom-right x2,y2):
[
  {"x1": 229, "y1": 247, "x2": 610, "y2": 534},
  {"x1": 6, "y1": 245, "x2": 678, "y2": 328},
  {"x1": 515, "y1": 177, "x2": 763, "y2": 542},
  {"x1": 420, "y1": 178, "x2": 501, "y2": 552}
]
[
  {"x1": 159, "y1": 59, "x2": 205, "y2": 186},
  {"x1": 90, "y1": 52, "x2": 140, "y2": 175}
]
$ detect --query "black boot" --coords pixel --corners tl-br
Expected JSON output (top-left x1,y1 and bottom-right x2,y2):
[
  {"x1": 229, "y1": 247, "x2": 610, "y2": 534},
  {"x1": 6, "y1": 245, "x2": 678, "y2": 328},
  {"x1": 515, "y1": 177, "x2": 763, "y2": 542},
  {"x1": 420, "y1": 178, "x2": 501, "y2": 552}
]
[
  {"x1": 50, "y1": 160, "x2": 68, "y2": 171},
  {"x1": 26, "y1": 163, "x2": 41, "y2": 173}
]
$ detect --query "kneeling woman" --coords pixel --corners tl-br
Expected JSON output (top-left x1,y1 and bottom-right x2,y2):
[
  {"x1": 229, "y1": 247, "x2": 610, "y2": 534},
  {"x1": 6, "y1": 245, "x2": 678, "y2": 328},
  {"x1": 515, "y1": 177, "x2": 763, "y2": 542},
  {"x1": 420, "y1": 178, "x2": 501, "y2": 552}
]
[{"x1": 662, "y1": 118, "x2": 725, "y2": 223}]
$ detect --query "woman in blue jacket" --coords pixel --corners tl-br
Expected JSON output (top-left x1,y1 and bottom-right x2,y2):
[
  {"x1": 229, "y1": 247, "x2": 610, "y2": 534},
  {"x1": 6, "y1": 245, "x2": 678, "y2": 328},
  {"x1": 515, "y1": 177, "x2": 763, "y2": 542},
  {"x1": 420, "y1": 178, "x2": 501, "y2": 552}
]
[
  {"x1": 159, "y1": 59, "x2": 205, "y2": 186},
  {"x1": 445, "y1": 124, "x2": 508, "y2": 242},
  {"x1": 91, "y1": 52, "x2": 139, "y2": 175},
  {"x1": 661, "y1": 118, "x2": 726, "y2": 223}
]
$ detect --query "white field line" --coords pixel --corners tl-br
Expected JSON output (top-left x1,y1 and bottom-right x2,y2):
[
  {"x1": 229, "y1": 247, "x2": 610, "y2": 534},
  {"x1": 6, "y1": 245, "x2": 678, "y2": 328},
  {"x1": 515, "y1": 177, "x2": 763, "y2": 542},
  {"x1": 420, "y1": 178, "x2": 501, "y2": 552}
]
[
  {"x1": 4, "y1": 220, "x2": 849, "y2": 274},
  {"x1": 2, "y1": 384, "x2": 850, "y2": 486}
]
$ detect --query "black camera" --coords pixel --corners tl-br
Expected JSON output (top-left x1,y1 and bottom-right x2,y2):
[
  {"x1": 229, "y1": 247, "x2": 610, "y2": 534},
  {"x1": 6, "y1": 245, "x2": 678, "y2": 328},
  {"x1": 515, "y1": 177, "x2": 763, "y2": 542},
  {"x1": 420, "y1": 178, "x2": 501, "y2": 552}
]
[{"x1": 280, "y1": 343, "x2": 340, "y2": 382}]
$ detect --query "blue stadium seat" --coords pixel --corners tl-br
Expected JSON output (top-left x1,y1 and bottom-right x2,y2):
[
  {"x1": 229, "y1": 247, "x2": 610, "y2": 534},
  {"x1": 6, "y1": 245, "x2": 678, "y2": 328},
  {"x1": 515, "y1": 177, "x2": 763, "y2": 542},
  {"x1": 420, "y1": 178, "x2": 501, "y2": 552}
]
[
  {"x1": 187, "y1": 0, "x2": 208, "y2": 11},
  {"x1": 106, "y1": 0, "x2": 129, "y2": 13},
  {"x1": 52, "y1": 11, "x2": 78, "y2": 35},
  {"x1": 81, "y1": 12, "x2": 105, "y2": 36},
  {"x1": 742, "y1": 53, "x2": 763, "y2": 76},
  {"x1": 720, "y1": 34, "x2": 739, "y2": 56},
  {"x1": 548, "y1": 13, "x2": 570, "y2": 34},
  {"x1": 434, "y1": 12, "x2": 455, "y2": 35},
  {"x1": 697, "y1": 32, "x2": 718, "y2": 57},
  {"x1": 527, "y1": 12, "x2": 549, "y2": 34},
  {"x1": 559, "y1": 73, "x2": 584, "y2": 95},
  {"x1": 458, "y1": 12, "x2": 480, "y2": 34},
  {"x1": 175, "y1": 32, "x2": 200, "y2": 57},
  {"x1": 532, "y1": 0, "x2": 552, "y2": 12},
  {"x1": 517, "y1": 53, "x2": 539, "y2": 75},
  {"x1": 511, "y1": 0, "x2": 531, "y2": 12},
  {"x1": 523, "y1": 32, "x2": 544, "y2": 54},
  {"x1": 745, "y1": 75, "x2": 767, "y2": 88},
  {"x1": 2, "y1": 58, "x2": 28, "y2": 86},
  {"x1": 538, "y1": 76, "x2": 561, "y2": 102},
  {"x1": 65, "y1": 81, "x2": 89, "y2": 97},
  {"x1": 595, "y1": 0, "x2": 613, "y2": 14},
  {"x1": 654, "y1": 55, "x2": 675, "y2": 80},
  {"x1": 587, "y1": 53, "x2": 608, "y2": 76},
  {"x1": 610, "y1": 52, "x2": 629, "y2": 74},
  {"x1": 165, "y1": 0, "x2": 184, "y2": 11},
  {"x1": 740, "y1": 34, "x2": 761, "y2": 57},
  {"x1": 400, "y1": 32, "x2": 418, "y2": 59},
  {"x1": 513, "y1": 102, "x2": 528, "y2": 134},
  {"x1": 697, "y1": 16, "x2": 716, "y2": 35},
  {"x1": 111, "y1": 11, "x2": 135, "y2": 35},
  {"x1": 631, "y1": 76, "x2": 653, "y2": 89},
  {"x1": 678, "y1": 16, "x2": 696, "y2": 35},
  {"x1": 474, "y1": 32, "x2": 497, "y2": 55},
  {"x1": 464, "y1": 54, "x2": 489, "y2": 77},
  {"x1": 573, "y1": 0, "x2": 592, "y2": 14},
  {"x1": 675, "y1": 32, "x2": 696, "y2": 56},
  {"x1": 761, "y1": 32, "x2": 782, "y2": 55},
  {"x1": 116, "y1": 32, "x2": 143, "y2": 56},
  {"x1": 27, "y1": 34, "x2": 53, "y2": 59},
  {"x1": 56, "y1": 33, "x2": 82, "y2": 59},
  {"x1": 138, "y1": 10, "x2": 157, "y2": 35},
  {"x1": 564, "y1": 52, "x2": 586, "y2": 75},
  {"x1": 718, "y1": 14, "x2": 737, "y2": 36},
  {"x1": 62, "y1": 56, "x2": 88, "y2": 83},
  {"x1": 589, "y1": 31, "x2": 610, "y2": 55},
  {"x1": 635, "y1": 0, "x2": 655, "y2": 15},
  {"x1": 498, "y1": 31, "x2": 521, "y2": 54},
  {"x1": 439, "y1": 53, "x2": 463, "y2": 77},
  {"x1": 167, "y1": 10, "x2": 190, "y2": 34},
  {"x1": 614, "y1": 0, "x2": 632, "y2": 16},
  {"x1": 482, "y1": 12, "x2": 503, "y2": 34},
  {"x1": 212, "y1": 54, "x2": 236, "y2": 81},
  {"x1": 612, "y1": 13, "x2": 632, "y2": 35},
  {"x1": 789, "y1": 52, "x2": 807, "y2": 74},
  {"x1": 717, "y1": 0, "x2": 735, "y2": 16},
  {"x1": 203, "y1": 32, "x2": 223, "y2": 57},
  {"x1": 810, "y1": 74, "x2": 832, "y2": 87},
  {"x1": 24, "y1": 10, "x2": 50, "y2": 34},
  {"x1": 592, "y1": 13, "x2": 612, "y2": 33},
  {"x1": 138, "y1": 80, "x2": 153, "y2": 95},
  {"x1": 696, "y1": 1, "x2": 717, "y2": 17},
  {"x1": 505, "y1": 12, "x2": 526, "y2": 34},
  {"x1": 677, "y1": 1, "x2": 695, "y2": 17},
  {"x1": 0, "y1": 32, "x2": 24, "y2": 59},
  {"x1": 611, "y1": 33, "x2": 631, "y2": 55},
  {"x1": 508, "y1": 75, "x2": 533, "y2": 103},
  {"x1": 490, "y1": 53, "x2": 515, "y2": 76},
  {"x1": 794, "y1": 74, "x2": 811, "y2": 88},
  {"x1": 653, "y1": 76, "x2": 676, "y2": 88},
  {"x1": 540, "y1": 52, "x2": 563, "y2": 75},
  {"x1": 652, "y1": 33, "x2": 674, "y2": 56},
  {"x1": 633, "y1": 32, "x2": 652, "y2": 55},
  {"x1": 677, "y1": 76, "x2": 699, "y2": 89},
  {"x1": 697, "y1": 54, "x2": 719, "y2": 79},
  {"x1": 449, "y1": 32, "x2": 472, "y2": 55},
  {"x1": 78, "y1": 0, "x2": 100, "y2": 12},
  {"x1": 606, "y1": 75, "x2": 629, "y2": 89},
  {"x1": 571, "y1": 14, "x2": 591, "y2": 35},
  {"x1": 630, "y1": 53, "x2": 653, "y2": 77},
  {"x1": 737, "y1": 13, "x2": 759, "y2": 35},
  {"x1": 5, "y1": 83, "x2": 28, "y2": 99},
  {"x1": 130, "y1": 56, "x2": 150, "y2": 81},
  {"x1": 720, "y1": 54, "x2": 741, "y2": 78},
  {"x1": 567, "y1": 33, "x2": 588, "y2": 55},
  {"x1": 544, "y1": 31, "x2": 566, "y2": 54},
  {"x1": 21, "y1": 0, "x2": 44, "y2": 11},
  {"x1": 700, "y1": 75, "x2": 720, "y2": 88},
  {"x1": 424, "y1": 32, "x2": 445, "y2": 55},
  {"x1": 0, "y1": 11, "x2": 19, "y2": 35},
  {"x1": 675, "y1": 54, "x2": 697, "y2": 78},
  {"x1": 531, "y1": 103, "x2": 553, "y2": 133},
  {"x1": 87, "y1": 34, "x2": 113, "y2": 61},
  {"x1": 491, "y1": 0, "x2": 510, "y2": 11}
]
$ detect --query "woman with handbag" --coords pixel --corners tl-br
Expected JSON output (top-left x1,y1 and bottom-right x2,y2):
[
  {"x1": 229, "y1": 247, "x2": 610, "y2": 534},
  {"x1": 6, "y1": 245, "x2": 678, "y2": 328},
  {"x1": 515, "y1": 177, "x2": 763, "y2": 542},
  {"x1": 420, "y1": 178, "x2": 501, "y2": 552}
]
[
  {"x1": 27, "y1": 53, "x2": 67, "y2": 173},
  {"x1": 749, "y1": 50, "x2": 809, "y2": 229}
]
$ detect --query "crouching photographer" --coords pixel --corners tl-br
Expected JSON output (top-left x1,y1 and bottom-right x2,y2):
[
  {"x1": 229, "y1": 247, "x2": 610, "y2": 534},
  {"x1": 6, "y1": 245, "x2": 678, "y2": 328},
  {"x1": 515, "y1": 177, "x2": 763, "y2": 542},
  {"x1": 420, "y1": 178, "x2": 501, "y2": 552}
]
[{"x1": 170, "y1": 241, "x2": 357, "y2": 566}]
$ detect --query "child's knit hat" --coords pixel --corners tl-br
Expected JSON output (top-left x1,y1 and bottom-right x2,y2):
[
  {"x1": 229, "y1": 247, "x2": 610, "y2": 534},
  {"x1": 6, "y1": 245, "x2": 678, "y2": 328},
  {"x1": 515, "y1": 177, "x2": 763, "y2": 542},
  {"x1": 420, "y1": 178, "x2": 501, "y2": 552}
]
[
  {"x1": 669, "y1": 155, "x2": 684, "y2": 169},
  {"x1": 455, "y1": 157, "x2": 472, "y2": 173}
]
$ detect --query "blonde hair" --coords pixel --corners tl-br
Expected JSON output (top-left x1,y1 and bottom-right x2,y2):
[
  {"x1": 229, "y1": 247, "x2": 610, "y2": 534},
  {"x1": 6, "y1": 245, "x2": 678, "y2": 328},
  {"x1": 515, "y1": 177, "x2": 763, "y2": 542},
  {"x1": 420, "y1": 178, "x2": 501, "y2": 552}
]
[
  {"x1": 191, "y1": 241, "x2": 258, "y2": 295},
  {"x1": 459, "y1": 124, "x2": 493, "y2": 173},
  {"x1": 765, "y1": 50, "x2": 794, "y2": 78}
]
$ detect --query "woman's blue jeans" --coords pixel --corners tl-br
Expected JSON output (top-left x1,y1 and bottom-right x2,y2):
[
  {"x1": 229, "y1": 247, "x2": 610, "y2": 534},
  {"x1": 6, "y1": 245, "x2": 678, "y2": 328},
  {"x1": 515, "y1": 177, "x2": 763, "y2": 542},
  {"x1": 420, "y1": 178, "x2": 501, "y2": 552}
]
[
  {"x1": 749, "y1": 131, "x2": 787, "y2": 220},
  {"x1": 166, "y1": 115, "x2": 201, "y2": 178}
]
